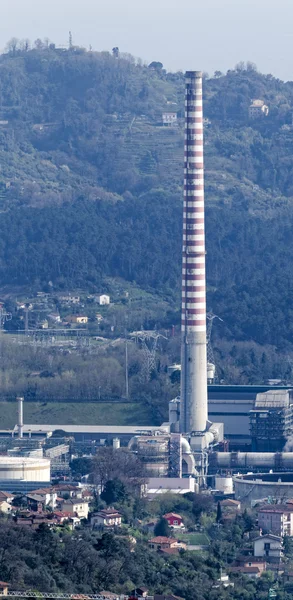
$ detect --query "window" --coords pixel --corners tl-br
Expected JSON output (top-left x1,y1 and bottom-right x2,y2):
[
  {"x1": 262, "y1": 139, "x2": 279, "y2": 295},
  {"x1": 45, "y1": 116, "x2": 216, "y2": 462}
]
[{"x1": 264, "y1": 543, "x2": 270, "y2": 550}]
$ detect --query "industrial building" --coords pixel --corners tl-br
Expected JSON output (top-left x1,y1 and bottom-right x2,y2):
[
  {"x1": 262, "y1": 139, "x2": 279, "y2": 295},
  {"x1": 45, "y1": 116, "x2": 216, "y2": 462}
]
[{"x1": 249, "y1": 389, "x2": 293, "y2": 451}]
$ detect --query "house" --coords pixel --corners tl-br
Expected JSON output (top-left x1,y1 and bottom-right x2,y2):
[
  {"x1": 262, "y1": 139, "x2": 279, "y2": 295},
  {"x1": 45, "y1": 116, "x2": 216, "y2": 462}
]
[
  {"x1": 254, "y1": 534, "x2": 283, "y2": 561},
  {"x1": 130, "y1": 588, "x2": 148, "y2": 598},
  {"x1": 163, "y1": 512, "x2": 184, "y2": 529},
  {"x1": 53, "y1": 484, "x2": 82, "y2": 499},
  {"x1": 53, "y1": 511, "x2": 81, "y2": 529},
  {"x1": 96, "y1": 313, "x2": 104, "y2": 323},
  {"x1": 91, "y1": 508, "x2": 122, "y2": 529},
  {"x1": 249, "y1": 99, "x2": 269, "y2": 119},
  {"x1": 66, "y1": 315, "x2": 88, "y2": 324},
  {"x1": 0, "y1": 491, "x2": 14, "y2": 504},
  {"x1": 27, "y1": 487, "x2": 57, "y2": 509},
  {"x1": 99, "y1": 592, "x2": 120, "y2": 600},
  {"x1": 60, "y1": 499, "x2": 89, "y2": 519},
  {"x1": 162, "y1": 112, "x2": 177, "y2": 126},
  {"x1": 40, "y1": 319, "x2": 48, "y2": 329},
  {"x1": 258, "y1": 504, "x2": 293, "y2": 536},
  {"x1": 221, "y1": 499, "x2": 241, "y2": 511},
  {"x1": 59, "y1": 295, "x2": 80, "y2": 305},
  {"x1": 48, "y1": 313, "x2": 61, "y2": 323},
  {"x1": 233, "y1": 556, "x2": 266, "y2": 573},
  {"x1": 0, "y1": 582, "x2": 9, "y2": 596},
  {"x1": 148, "y1": 536, "x2": 187, "y2": 551},
  {"x1": 0, "y1": 501, "x2": 12, "y2": 514},
  {"x1": 99, "y1": 294, "x2": 110, "y2": 306}
]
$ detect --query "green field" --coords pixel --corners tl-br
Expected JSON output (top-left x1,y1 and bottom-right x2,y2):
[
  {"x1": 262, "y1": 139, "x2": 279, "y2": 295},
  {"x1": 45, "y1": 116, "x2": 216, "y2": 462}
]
[{"x1": 0, "y1": 401, "x2": 154, "y2": 430}]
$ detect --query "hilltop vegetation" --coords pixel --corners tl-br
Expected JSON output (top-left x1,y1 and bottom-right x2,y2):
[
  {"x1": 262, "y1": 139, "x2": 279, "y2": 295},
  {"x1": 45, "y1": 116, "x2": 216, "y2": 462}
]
[{"x1": 1, "y1": 41, "x2": 293, "y2": 381}]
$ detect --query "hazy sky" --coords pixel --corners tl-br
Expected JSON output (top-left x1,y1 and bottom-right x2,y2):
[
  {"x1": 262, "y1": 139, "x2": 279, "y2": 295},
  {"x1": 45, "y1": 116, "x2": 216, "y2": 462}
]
[{"x1": 1, "y1": 0, "x2": 293, "y2": 81}]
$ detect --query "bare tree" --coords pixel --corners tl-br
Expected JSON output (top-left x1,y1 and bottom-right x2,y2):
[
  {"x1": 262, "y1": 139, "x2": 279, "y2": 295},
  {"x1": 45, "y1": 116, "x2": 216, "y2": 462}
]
[{"x1": 5, "y1": 38, "x2": 19, "y2": 55}]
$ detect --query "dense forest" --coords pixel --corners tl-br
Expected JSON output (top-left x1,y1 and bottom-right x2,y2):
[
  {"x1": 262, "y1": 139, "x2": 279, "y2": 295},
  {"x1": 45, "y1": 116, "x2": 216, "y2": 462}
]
[{"x1": 1, "y1": 40, "x2": 293, "y2": 379}]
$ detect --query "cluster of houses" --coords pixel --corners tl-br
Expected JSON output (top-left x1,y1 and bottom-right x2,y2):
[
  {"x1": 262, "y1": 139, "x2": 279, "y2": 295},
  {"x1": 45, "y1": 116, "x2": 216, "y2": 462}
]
[
  {"x1": 0, "y1": 484, "x2": 94, "y2": 529},
  {"x1": 14, "y1": 292, "x2": 111, "y2": 331}
]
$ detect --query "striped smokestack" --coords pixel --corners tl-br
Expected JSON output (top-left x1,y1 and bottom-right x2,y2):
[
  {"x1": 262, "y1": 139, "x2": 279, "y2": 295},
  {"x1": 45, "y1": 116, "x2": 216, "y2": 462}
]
[{"x1": 180, "y1": 71, "x2": 208, "y2": 434}]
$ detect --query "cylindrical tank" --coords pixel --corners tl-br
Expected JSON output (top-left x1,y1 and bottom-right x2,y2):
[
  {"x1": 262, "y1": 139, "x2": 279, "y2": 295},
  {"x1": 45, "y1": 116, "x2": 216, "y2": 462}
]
[
  {"x1": 113, "y1": 438, "x2": 120, "y2": 449},
  {"x1": 0, "y1": 457, "x2": 50, "y2": 481},
  {"x1": 215, "y1": 475, "x2": 233, "y2": 494},
  {"x1": 214, "y1": 452, "x2": 293, "y2": 470},
  {"x1": 207, "y1": 363, "x2": 216, "y2": 383}
]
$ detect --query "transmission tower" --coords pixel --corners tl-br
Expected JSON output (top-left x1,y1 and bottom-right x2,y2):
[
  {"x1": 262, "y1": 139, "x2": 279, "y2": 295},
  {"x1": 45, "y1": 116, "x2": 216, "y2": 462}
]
[{"x1": 130, "y1": 330, "x2": 167, "y2": 382}]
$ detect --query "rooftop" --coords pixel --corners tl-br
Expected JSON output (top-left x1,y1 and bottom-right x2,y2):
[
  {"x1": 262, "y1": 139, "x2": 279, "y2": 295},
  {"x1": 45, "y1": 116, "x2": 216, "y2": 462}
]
[{"x1": 148, "y1": 536, "x2": 177, "y2": 544}]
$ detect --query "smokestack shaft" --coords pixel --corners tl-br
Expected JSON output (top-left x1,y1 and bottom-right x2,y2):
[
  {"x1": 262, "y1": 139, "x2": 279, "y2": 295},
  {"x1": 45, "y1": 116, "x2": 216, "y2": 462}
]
[
  {"x1": 17, "y1": 396, "x2": 24, "y2": 438},
  {"x1": 180, "y1": 71, "x2": 208, "y2": 433}
]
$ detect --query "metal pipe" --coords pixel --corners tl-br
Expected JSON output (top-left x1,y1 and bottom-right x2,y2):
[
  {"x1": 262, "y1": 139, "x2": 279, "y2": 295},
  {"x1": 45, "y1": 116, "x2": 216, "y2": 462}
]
[
  {"x1": 17, "y1": 396, "x2": 24, "y2": 438},
  {"x1": 180, "y1": 71, "x2": 208, "y2": 434},
  {"x1": 214, "y1": 452, "x2": 293, "y2": 469}
]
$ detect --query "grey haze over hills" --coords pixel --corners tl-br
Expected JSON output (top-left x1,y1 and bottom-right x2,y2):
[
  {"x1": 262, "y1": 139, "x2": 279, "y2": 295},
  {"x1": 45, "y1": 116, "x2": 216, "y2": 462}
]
[{"x1": 0, "y1": 0, "x2": 293, "y2": 81}]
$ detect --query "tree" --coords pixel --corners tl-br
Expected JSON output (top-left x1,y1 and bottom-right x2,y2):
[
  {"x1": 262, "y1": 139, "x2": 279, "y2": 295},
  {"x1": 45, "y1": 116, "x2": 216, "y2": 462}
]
[
  {"x1": 100, "y1": 478, "x2": 127, "y2": 505},
  {"x1": 154, "y1": 517, "x2": 170, "y2": 537},
  {"x1": 70, "y1": 457, "x2": 92, "y2": 479},
  {"x1": 216, "y1": 501, "x2": 222, "y2": 523},
  {"x1": 148, "y1": 61, "x2": 163, "y2": 70}
]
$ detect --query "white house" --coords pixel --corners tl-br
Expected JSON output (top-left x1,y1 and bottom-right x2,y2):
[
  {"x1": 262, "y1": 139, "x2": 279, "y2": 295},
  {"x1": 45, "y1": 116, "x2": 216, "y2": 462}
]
[
  {"x1": 28, "y1": 487, "x2": 57, "y2": 509},
  {"x1": 99, "y1": 294, "x2": 110, "y2": 306},
  {"x1": 162, "y1": 112, "x2": 177, "y2": 126},
  {"x1": 254, "y1": 534, "x2": 283, "y2": 561},
  {"x1": 91, "y1": 508, "x2": 122, "y2": 528},
  {"x1": 60, "y1": 499, "x2": 89, "y2": 519}
]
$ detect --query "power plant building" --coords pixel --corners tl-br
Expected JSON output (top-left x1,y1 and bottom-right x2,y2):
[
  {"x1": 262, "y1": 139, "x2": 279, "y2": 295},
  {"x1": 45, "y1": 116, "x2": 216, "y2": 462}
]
[{"x1": 250, "y1": 389, "x2": 293, "y2": 451}]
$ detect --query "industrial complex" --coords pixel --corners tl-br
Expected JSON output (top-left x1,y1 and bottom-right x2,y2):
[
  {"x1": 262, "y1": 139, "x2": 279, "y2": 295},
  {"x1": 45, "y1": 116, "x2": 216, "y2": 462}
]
[{"x1": 0, "y1": 71, "x2": 291, "y2": 507}]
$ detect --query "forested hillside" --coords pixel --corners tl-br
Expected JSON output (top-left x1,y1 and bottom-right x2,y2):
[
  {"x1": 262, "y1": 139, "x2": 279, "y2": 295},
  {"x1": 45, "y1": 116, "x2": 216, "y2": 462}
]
[{"x1": 1, "y1": 41, "x2": 293, "y2": 368}]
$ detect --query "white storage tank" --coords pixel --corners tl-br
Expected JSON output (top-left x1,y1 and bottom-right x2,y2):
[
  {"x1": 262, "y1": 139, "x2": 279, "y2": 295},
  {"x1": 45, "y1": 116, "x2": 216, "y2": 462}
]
[
  {"x1": 215, "y1": 475, "x2": 233, "y2": 494},
  {"x1": 0, "y1": 457, "x2": 50, "y2": 481}
]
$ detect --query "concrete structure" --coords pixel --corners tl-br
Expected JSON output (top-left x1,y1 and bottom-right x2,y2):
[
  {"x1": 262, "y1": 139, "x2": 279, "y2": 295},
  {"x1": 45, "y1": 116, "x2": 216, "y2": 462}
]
[
  {"x1": 233, "y1": 473, "x2": 293, "y2": 504},
  {"x1": 17, "y1": 396, "x2": 24, "y2": 439},
  {"x1": 180, "y1": 71, "x2": 208, "y2": 437},
  {"x1": 0, "y1": 456, "x2": 50, "y2": 483},
  {"x1": 249, "y1": 99, "x2": 269, "y2": 119},
  {"x1": 11, "y1": 423, "x2": 170, "y2": 442},
  {"x1": 258, "y1": 504, "x2": 293, "y2": 536},
  {"x1": 215, "y1": 476, "x2": 233, "y2": 494},
  {"x1": 91, "y1": 508, "x2": 122, "y2": 528},
  {"x1": 145, "y1": 476, "x2": 197, "y2": 497},
  {"x1": 250, "y1": 389, "x2": 293, "y2": 451},
  {"x1": 254, "y1": 534, "x2": 282, "y2": 561},
  {"x1": 128, "y1": 433, "x2": 196, "y2": 477}
]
